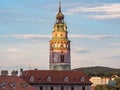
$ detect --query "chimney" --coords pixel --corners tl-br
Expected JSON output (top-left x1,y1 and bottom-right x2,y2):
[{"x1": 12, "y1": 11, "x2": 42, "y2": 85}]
[
  {"x1": 11, "y1": 70, "x2": 18, "y2": 76},
  {"x1": 1, "y1": 70, "x2": 8, "y2": 76},
  {"x1": 20, "y1": 68, "x2": 23, "y2": 76}
]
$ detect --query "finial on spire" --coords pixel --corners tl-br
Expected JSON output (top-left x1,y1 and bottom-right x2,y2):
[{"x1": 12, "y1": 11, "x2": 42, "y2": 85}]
[
  {"x1": 59, "y1": 0, "x2": 61, "y2": 12},
  {"x1": 56, "y1": 0, "x2": 64, "y2": 23}
]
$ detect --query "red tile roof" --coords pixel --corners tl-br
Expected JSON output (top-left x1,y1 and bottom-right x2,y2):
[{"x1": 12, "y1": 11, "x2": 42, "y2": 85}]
[
  {"x1": 0, "y1": 76, "x2": 35, "y2": 90},
  {"x1": 21, "y1": 70, "x2": 92, "y2": 85}
]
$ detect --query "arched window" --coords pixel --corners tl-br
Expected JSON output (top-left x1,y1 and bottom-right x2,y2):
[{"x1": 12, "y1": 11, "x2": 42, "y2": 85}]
[
  {"x1": 0, "y1": 82, "x2": 6, "y2": 89},
  {"x1": 63, "y1": 43, "x2": 66, "y2": 47},
  {"x1": 10, "y1": 82, "x2": 16, "y2": 89},
  {"x1": 60, "y1": 42, "x2": 63, "y2": 47},
  {"x1": 52, "y1": 44, "x2": 54, "y2": 48},
  {"x1": 60, "y1": 55, "x2": 64, "y2": 63},
  {"x1": 55, "y1": 34, "x2": 57, "y2": 37},
  {"x1": 30, "y1": 76, "x2": 34, "y2": 82},
  {"x1": 80, "y1": 77, "x2": 85, "y2": 82},
  {"x1": 21, "y1": 83, "x2": 28, "y2": 88},
  {"x1": 58, "y1": 42, "x2": 60, "y2": 47},
  {"x1": 47, "y1": 76, "x2": 51, "y2": 82},
  {"x1": 64, "y1": 76, "x2": 69, "y2": 82}
]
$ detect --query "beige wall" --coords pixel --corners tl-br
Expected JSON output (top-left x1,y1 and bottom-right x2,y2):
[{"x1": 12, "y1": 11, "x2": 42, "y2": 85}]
[{"x1": 90, "y1": 77, "x2": 110, "y2": 86}]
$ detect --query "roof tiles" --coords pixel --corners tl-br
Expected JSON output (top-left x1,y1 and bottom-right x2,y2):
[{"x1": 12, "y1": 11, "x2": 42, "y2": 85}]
[
  {"x1": 21, "y1": 70, "x2": 92, "y2": 85},
  {"x1": 0, "y1": 76, "x2": 35, "y2": 90}
]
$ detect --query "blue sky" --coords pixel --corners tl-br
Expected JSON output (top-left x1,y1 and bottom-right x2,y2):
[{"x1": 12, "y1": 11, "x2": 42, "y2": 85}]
[{"x1": 0, "y1": 0, "x2": 120, "y2": 71}]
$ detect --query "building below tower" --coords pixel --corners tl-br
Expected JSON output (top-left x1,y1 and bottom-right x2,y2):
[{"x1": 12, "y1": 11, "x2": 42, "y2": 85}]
[{"x1": 21, "y1": 70, "x2": 92, "y2": 90}]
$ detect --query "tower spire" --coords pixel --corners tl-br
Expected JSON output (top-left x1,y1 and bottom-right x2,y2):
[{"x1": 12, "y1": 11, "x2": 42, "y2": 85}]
[
  {"x1": 56, "y1": 0, "x2": 64, "y2": 23},
  {"x1": 59, "y1": 0, "x2": 61, "y2": 12}
]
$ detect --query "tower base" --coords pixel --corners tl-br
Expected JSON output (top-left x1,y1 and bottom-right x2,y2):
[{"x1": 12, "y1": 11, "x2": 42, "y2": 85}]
[{"x1": 49, "y1": 63, "x2": 71, "y2": 70}]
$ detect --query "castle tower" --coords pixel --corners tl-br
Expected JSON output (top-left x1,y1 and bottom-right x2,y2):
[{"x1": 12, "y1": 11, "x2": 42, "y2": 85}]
[{"x1": 49, "y1": 2, "x2": 71, "y2": 70}]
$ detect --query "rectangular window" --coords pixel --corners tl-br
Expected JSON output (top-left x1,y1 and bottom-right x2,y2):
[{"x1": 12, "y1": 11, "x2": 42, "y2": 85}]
[
  {"x1": 71, "y1": 87, "x2": 74, "y2": 90},
  {"x1": 51, "y1": 86, "x2": 54, "y2": 90},
  {"x1": 40, "y1": 86, "x2": 43, "y2": 90},
  {"x1": 82, "y1": 86, "x2": 85, "y2": 90},
  {"x1": 61, "y1": 87, "x2": 64, "y2": 90}
]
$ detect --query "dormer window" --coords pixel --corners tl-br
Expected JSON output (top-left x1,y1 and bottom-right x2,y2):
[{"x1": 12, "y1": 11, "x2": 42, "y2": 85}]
[
  {"x1": 9, "y1": 82, "x2": 16, "y2": 89},
  {"x1": 64, "y1": 76, "x2": 69, "y2": 82},
  {"x1": 47, "y1": 76, "x2": 52, "y2": 82},
  {"x1": 0, "y1": 82, "x2": 6, "y2": 89},
  {"x1": 21, "y1": 83, "x2": 28, "y2": 88},
  {"x1": 80, "y1": 77, "x2": 85, "y2": 82},
  {"x1": 30, "y1": 76, "x2": 34, "y2": 82}
]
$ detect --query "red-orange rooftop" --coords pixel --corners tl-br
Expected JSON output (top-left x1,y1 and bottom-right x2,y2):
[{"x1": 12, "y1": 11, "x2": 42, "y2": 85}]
[
  {"x1": 0, "y1": 75, "x2": 35, "y2": 90},
  {"x1": 21, "y1": 70, "x2": 92, "y2": 85}
]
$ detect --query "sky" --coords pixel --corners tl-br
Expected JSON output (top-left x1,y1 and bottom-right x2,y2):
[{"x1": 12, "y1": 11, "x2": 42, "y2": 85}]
[{"x1": 0, "y1": 0, "x2": 120, "y2": 72}]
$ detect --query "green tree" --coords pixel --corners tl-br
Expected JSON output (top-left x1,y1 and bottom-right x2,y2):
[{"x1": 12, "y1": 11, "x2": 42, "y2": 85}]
[{"x1": 94, "y1": 85, "x2": 116, "y2": 90}]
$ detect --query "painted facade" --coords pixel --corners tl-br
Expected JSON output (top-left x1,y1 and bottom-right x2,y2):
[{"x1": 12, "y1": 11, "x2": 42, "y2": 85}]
[{"x1": 49, "y1": 2, "x2": 71, "y2": 70}]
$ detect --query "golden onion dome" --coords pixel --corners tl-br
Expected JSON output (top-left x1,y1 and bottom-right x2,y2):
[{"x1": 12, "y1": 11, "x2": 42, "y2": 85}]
[
  {"x1": 56, "y1": 11, "x2": 64, "y2": 20},
  {"x1": 56, "y1": 1, "x2": 64, "y2": 21}
]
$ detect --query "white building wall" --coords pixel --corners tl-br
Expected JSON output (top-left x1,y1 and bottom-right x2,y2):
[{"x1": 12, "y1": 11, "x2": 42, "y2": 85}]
[
  {"x1": 32, "y1": 85, "x2": 91, "y2": 90},
  {"x1": 85, "y1": 86, "x2": 91, "y2": 90}
]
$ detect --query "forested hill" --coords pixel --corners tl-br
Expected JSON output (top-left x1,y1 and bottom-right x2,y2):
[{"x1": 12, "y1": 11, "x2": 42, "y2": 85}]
[{"x1": 73, "y1": 66, "x2": 120, "y2": 77}]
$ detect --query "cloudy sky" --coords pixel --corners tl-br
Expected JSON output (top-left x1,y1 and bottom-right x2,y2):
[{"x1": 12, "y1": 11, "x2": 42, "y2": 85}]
[{"x1": 0, "y1": 0, "x2": 120, "y2": 71}]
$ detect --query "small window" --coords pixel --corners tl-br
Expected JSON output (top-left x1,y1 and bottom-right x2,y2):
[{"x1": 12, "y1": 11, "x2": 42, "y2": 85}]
[
  {"x1": 55, "y1": 34, "x2": 57, "y2": 37},
  {"x1": 40, "y1": 86, "x2": 43, "y2": 90},
  {"x1": 82, "y1": 86, "x2": 85, "y2": 90},
  {"x1": 61, "y1": 55, "x2": 64, "y2": 63},
  {"x1": 80, "y1": 77, "x2": 85, "y2": 82},
  {"x1": 10, "y1": 82, "x2": 16, "y2": 88},
  {"x1": 71, "y1": 87, "x2": 74, "y2": 90},
  {"x1": 21, "y1": 83, "x2": 28, "y2": 88},
  {"x1": 0, "y1": 82, "x2": 6, "y2": 89},
  {"x1": 50, "y1": 86, "x2": 54, "y2": 90},
  {"x1": 61, "y1": 87, "x2": 64, "y2": 90},
  {"x1": 30, "y1": 76, "x2": 34, "y2": 82},
  {"x1": 47, "y1": 76, "x2": 51, "y2": 82},
  {"x1": 64, "y1": 76, "x2": 69, "y2": 82}
]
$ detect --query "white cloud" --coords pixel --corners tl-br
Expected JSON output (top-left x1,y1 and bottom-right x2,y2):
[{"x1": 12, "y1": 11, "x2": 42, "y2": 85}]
[
  {"x1": 90, "y1": 35, "x2": 119, "y2": 40},
  {"x1": 69, "y1": 34, "x2": 89, "y2": 38},
  {"x1": 1, "y1": 34, "x2": 51, "y2": 39},
  {"x1": 103, "y1": 55, "x2": 120, "y2": 60},
  {"x1": 69, "y1": 34, "x2": 119, "y2": 40},
  {"x1": 89, "y1": 14, "x2": 120, "y2": 20},
  {"x1": 0, "y1": 34, "x2": 119, "y2": 41},
  {"x1": 66, "y1": 3, "x2": 120, "y2": 19},
  {"x1": 72, "y1": 47, "x2": 90, "y2": 54},
  {"x1": 6, "y1": 47, "x2": 23, "y2": 54},
  {"x1": 16, "y1": 18, "x2": 46, "y2": 23},
  {"x1": 109, "y1": 42, "x2": 120, "y2": 46}
]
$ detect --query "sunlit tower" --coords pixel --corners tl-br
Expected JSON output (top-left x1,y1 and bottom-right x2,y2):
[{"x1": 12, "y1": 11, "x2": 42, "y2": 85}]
[{"x1": 49, "y1": 2, "x2": 71, "y2": 70}]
